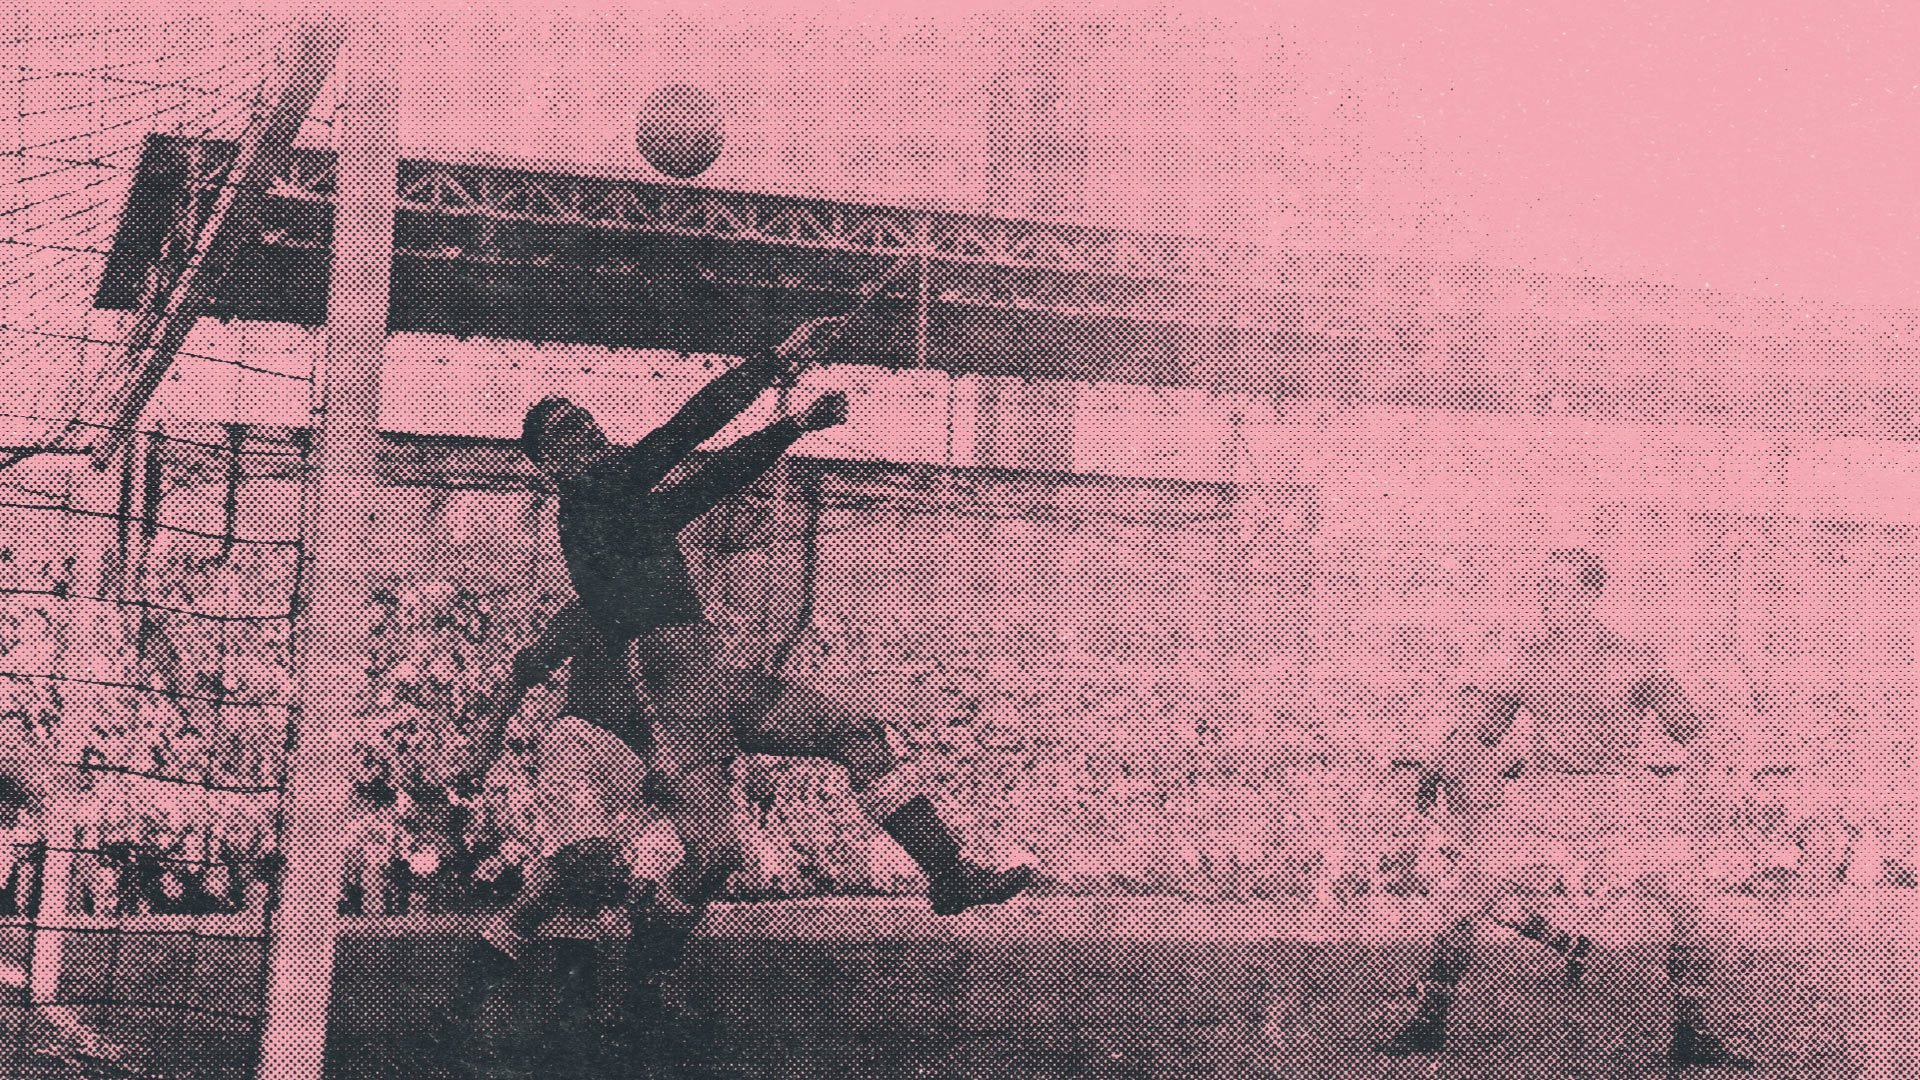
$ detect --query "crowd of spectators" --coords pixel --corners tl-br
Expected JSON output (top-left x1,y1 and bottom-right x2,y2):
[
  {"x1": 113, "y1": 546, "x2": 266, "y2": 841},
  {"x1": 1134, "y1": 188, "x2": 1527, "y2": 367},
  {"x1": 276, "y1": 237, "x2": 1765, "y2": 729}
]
[{"x1": 0, "y1": 506, "x2": 1912, "y2": 920}]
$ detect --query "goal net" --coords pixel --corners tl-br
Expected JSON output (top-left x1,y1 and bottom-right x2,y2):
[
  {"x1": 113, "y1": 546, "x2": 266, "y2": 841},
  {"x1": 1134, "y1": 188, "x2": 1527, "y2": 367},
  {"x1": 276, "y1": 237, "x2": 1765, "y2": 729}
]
[{"x1": 0, "y1": 13, "x2": 334, "y2": 1078}]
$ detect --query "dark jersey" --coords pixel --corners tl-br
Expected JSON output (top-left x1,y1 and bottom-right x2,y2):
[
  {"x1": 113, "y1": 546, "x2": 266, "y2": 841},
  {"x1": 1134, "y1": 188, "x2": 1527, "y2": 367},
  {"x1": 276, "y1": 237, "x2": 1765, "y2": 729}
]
[{"x1": 553, "y1": 349, "x2": 805, "y2": 641}]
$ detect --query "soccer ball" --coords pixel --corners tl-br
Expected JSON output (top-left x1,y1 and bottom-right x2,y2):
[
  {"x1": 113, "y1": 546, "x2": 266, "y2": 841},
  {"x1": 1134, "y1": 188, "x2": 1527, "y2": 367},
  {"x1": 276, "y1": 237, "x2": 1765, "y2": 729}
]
[{"x1": 637, "y1": 84, "x2": 723, "y2": 180}]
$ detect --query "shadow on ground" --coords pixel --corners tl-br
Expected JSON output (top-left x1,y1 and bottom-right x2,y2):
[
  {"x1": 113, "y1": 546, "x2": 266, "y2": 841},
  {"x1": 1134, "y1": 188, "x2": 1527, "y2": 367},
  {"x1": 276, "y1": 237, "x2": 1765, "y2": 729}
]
[
  {"x1": 318, "y1": 899, "x2": 1913, "y2": 1080},
  {"x1": 0, "y1": 899, "x2": 1910, "y2": 1078}
]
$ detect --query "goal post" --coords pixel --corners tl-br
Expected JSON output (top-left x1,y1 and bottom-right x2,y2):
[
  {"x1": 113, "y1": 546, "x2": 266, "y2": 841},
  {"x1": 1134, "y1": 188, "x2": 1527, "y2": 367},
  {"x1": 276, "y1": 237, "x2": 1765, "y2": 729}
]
[{"x1": 255, "y1": 13, "x2": 396, "y2": 1080}]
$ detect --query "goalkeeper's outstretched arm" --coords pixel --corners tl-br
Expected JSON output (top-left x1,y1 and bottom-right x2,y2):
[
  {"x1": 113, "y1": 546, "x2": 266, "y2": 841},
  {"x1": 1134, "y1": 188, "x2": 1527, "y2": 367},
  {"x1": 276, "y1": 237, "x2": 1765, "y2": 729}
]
[
  {"x1": 611, "y1": 315, "x2": 848, "y2": 492},
  {"x1": 654, "y1": 392, "x2": 849, "y2": 529}
]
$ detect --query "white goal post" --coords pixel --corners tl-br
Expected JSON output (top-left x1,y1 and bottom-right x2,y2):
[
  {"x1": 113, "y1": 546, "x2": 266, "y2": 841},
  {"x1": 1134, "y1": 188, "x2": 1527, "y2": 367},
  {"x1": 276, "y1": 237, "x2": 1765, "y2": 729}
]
[{"x1": 255, "y1": 12, "x2": 396, "y2": 1080}]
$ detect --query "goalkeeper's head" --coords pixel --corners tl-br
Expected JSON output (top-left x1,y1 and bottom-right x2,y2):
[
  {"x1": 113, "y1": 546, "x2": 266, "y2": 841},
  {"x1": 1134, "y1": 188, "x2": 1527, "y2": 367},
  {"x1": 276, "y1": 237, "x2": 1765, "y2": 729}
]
[{"x1": 523, "y1": 397, "x2": 611, "y2": 483}]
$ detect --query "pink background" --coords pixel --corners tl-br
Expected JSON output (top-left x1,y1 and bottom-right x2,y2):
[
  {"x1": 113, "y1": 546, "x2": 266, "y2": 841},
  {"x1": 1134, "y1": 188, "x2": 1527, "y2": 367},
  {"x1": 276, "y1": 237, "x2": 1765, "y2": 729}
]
[{"x1": 0, "y1": 3, "x2": 1914, "y2": 1075}]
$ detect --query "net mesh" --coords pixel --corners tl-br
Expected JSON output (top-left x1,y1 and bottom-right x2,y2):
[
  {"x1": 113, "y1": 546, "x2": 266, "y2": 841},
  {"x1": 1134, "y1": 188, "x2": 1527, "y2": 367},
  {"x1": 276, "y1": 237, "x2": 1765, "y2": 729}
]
[
  {"x1": 0, "y1": 14, "x2": 324, "y2": 1078},
  {"x1": 0, "y1": 13, "x2": 322, "y2": 460},
  {"x1": 0, "y1": 10, "x2": 1912, "y2": 1078}
]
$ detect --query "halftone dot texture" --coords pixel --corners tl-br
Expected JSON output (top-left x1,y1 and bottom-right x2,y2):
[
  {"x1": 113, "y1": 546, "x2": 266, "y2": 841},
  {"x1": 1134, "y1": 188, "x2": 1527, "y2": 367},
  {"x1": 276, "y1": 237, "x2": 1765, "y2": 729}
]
[
  {"x1": 5, "y1": 5, "x2": 1919, "y2": 1079},
  {"x1": 636, "y1": 85, "x2": 723, "y2": 181},
  {"x1": 0, "y1": 13, "x2": 332, "y2": 1077}
]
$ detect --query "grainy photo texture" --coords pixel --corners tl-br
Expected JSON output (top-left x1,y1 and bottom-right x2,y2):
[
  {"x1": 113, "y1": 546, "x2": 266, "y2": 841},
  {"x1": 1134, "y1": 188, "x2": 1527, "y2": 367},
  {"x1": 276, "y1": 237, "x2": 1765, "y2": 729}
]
[{"x1": 0, "y1": 4, "x2": 1912, "y2": 1078}]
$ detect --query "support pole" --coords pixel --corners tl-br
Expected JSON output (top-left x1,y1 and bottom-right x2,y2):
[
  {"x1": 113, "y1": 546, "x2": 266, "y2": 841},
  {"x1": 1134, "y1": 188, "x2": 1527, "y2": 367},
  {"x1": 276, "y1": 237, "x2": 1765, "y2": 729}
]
[
  {"x1": 915, "y1": 214, "x2": 930, "y2": 374},
  {"x1": 26, "y1": 796, "x2": 74, "y2": 1003},
  {"x1": 21, "y1": 459, "x2": 125, "y2": 1007},
  {"x1": 256, "y1": 14, "x2": 395, "y2": 1080}
]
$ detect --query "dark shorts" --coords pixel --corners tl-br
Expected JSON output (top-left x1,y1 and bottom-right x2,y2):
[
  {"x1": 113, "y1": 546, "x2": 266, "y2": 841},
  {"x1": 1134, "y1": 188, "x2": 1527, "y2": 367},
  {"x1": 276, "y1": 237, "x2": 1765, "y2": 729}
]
[{"x1": 544, "y1": 838, "x2": 635, "y2": 911}]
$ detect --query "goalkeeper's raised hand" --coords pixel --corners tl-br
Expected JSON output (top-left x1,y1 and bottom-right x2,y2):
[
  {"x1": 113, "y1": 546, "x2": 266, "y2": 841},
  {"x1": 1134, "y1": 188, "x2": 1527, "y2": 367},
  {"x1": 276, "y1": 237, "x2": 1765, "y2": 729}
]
[
  {"x1": 796, "y1": 391, "x2": 850, "y2": 432},
  {"x1": 773, "y1": 315, "x2": 850, "y2": 366}
]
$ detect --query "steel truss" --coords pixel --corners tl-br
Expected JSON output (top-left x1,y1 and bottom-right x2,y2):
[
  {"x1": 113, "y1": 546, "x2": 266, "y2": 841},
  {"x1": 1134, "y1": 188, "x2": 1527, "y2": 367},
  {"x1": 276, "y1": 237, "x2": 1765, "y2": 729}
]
[{"x1": 193, "y1": 137, "x2": 1268, "y2": 331}]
